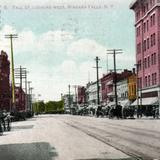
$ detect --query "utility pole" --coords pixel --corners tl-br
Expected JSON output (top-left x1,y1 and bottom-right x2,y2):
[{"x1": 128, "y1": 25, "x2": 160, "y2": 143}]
[
  {"x1": 107, "y1": 49, "x2": 123, "y2": 108},
  {"x1": 72, "y1": 85, "x2": 78, "y2": 105},
  {"x1": 15, "y1": 66, "x2": 28, "y2": 111},
  {"x1": 30, "y1": 87, "x2": 34, "y2": 112},
  {"x1": 94, "y1": 57, "x2": 101, "y2": 105},
  {"x1": 5, "y1": 34, "x2": 18, "y2": 110},
  {"x1": 25, "y1": 70, "x2": 28, "y2": 111},
  {"x1": 28, "y1": 81, "x2": 32, "y2": 111},
  {"x1": 68, "y1": 84, "x2": 71, "y2": 114}
]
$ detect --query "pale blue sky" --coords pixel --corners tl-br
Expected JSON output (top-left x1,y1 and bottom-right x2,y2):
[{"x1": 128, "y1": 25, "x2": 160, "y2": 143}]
[{"x1": 0, "y1": 0, "x2": 135, "y2": 101}]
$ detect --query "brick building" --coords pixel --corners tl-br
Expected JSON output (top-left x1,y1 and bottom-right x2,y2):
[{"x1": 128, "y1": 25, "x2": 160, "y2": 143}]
[
  {"x1": 100, "y1": 70, "x2": 133, "y2": 104},
  {"x1": 77, "y1": 86, "x2": 86, "y2": 104},
  {"x1": 130, "y1": 0, "x2": 160, "y2": 106},
  {"x1": 15, "y1": 86, "x2": 26, "y2": 111},
  {"x1": 0, "y1": 51, "x2": 10, "y2": 111}
]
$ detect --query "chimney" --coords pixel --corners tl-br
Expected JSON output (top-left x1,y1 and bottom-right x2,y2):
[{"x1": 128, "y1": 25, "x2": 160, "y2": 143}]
[{"x1": 132, "y1": 68, "x2": 136, "y2": 74}]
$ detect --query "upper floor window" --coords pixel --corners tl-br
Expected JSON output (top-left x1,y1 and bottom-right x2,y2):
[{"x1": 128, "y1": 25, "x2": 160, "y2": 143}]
[
  {"x1": 144, "y1": 58, "x2": 147, "y2": 68},
  {"x1": 150, "y1": 14, "x2": 156, "y2": 27},
  {"x1": 151, "y1": 33, "x2": 156, "y2": 47},
  {"x1": 148, "y1": 75, "x2": 151, "y2": 86},
  {"x1": 147, "y1": 38, "x2": 150, "y2": 49},
  {"x1": 145, "y1": 76, "x2": 148, "y2": 87},
  {"x1": 151, "y1": 54, "x2": 154, "y2": 65},
  {"x1": 143, "y1": 22, "x2": 146, "y2": 33},
  {"x1": 137, "y1": 43, "x2": 141, "y2": 54},
  {"x1": 147, "y1": 20, "x2": 149, "y2": 31},
  {"x1": 152, "y1": 72, "x2": 157, "y2": 85},
  {"x1": 153, "y1": 14, "x2": 155, "y2": 25},
  {"x1": 153, "y1": 52, "x2": 156, "y2": 64},
  {"x1": 148, "y1": 56, "x2": 150, "y2": 68}
]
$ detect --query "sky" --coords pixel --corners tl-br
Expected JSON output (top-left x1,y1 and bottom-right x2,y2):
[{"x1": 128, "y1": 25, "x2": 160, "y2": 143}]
[{"x1": 0, "y1": 0, "x2": 135, "y2": 101}]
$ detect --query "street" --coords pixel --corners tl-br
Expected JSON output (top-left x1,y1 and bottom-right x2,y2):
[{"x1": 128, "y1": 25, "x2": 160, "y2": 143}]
[{"x1": 0, "y1": 115, "x2": 160, "y2": 160}]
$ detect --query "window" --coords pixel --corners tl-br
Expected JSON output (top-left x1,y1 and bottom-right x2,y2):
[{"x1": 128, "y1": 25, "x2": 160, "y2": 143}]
[
  {"x1": 146, "y1": 3, "x2": 149, "y2": 11},
  {"x1": 150, "y1": 15, "x2": 153, "y2": 26},
  {"x1": 153, "y1": 33, "x2": 156, "y2": 45},
  {"x1": 151, "y1": 34, "x2": 153, "y2": 46},
  {"x1": 136, "y1": 28, "x2": 138, "y2": 37},
  {"x1": 147, "y1": 20, "x2": 149, "y2": 31},
  {"x1": 155, "y1": 73, "x2": 157, "y2": 84},
  {"x1": 151, "y1": 54, "x2": 154, "y2": 65},
  {"x1": 148, "y1": 56, "x2": 150, "y2": 67},
  {"x1": 145, "y1": 76, "x2": 148, "y2": 87},
  {"x1": 153, "y1": 53, "x2": 156, "y2": 64},
  {"x1": 143, "y1": 22, "x2": 146, "y2": 33},
  {"x1": 153, "y1": 14, "x2": 155, "y2": 25},
  {"x1": 151, "y1": 33, "x2": 156, "y2": 47},
  {"x1": 148, "y1": 75, "x2": 151, "y2": 86},
  {"x1": 137, "y1": 43, "x2": 141, "y2": 54},
  {"x1": 143, "y1": 40, "x2": 146, "y2": 51},
  {"x1": 144, "y1": 58, "x2": 147, "y2": 68},
  {"x1": 147, "y1": 38, "x2": 149, "y2": 49},
  {"x1": 152, "y1": 73, "x2": 157, "y2": 85}
]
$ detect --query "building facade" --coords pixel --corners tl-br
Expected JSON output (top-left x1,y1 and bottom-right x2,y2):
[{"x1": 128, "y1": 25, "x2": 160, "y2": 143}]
[
  {"x1": 130, "y1": 0, "x2": 160, "y2": 106},
  {"x1": 86, "y1": 81, "x2": 102, "y2": 106},
  {"x1": 77, "y1": 86, "x2": 86, "y2": 104},
  {"x1": 0, "y1": 51, "x2": 10, "y2": 111},
  {"x1": 128, "y1": 74, "x2": 137, "y2": 101},
  {"x1": 100, "y1": 70, "x2": 133, "y2": 104},
  {"x1": 15, "y1": 86, "x2": 26, "y2": 111},
  {"x1": 117, "y1": 80, "x2": 128, "y2": 101},
  {"x1": 63, "y1": 94, "x2": 73, "y2": 113}
]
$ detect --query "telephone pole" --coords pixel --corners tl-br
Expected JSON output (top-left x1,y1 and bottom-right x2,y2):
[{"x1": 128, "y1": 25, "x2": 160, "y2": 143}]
[
  {"x1": 28, "y1": 81, "x2": 32, "y2": 111},
  {"x1": 94, "y1": 57, "x2": 101, "y2": 105},
  {"x1": 5, "y1": 34, "x2": 18, "y2": 110},
  {"x1": 107, "y1": 49, "x2": 123, "y2": 108},
  {"x1": 15, "y1": 66, "x2": 28, "y2": 111},
  {"x1": 68, "y1": 84, "x2": 71, "y2": 114}
]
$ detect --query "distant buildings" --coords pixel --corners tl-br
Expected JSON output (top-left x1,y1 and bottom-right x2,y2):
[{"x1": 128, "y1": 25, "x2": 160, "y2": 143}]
[
  {"x1": 86, "y1": 81, "x2": 101, "y2": 106},
  {"x1": 63, "y1": 94, "x2": 73, "y2": 113},
  {"x1": 15, "y1": 86, "x2": 26, "y2": 111},
  {"x1": 0, "y1": 51, "x2": 10, "y2": 111},
  {"x1": 100, "y1": 70, "x2": 134, "y2": 105},
  {"x1": 77, "y1": 86, "x2": 86, "y2": 104},
  {"x1": 63, "y1": 69, "x2": 136, "y2": 111},
  {"x1": 130, "y1": 0, "x2": 160, "y2": 107}
]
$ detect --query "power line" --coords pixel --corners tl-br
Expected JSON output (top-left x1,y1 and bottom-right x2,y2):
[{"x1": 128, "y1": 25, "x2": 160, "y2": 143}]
[
  {"x1": 107, "y1": 49, "x2": 123, "y2": 108},
  {"x1": 5, "y1": 34, "x2": 18, "y2": 110},
  {"x1": 93, "y1": 56, "x2": 101, "y2": 105}
]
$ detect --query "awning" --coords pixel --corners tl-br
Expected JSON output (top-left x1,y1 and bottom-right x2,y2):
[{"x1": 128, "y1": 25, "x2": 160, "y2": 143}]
[
  {"x1": 131, "y1": 97, "x2": 158, "y2": 106},
  {"x1": 119, "y1": 100, "x2": 130, "y2": 107}
]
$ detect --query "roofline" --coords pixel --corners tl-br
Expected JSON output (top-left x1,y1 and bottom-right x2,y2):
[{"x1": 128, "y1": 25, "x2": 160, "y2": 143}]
[{"x1": 129, "y1": 0, "x2": 138, "y2": 9}]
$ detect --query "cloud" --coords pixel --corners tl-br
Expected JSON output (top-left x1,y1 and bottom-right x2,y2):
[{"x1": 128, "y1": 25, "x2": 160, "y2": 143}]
[
  {"x1": 67, "y1": 38, "x2": 107, "y2": 59},
  {"x1": 0, "y1": 24, "x2": 135, "y2": 101}
]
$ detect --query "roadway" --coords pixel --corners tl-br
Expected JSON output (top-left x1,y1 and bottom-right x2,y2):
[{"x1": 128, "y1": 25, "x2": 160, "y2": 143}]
[{"x1": 0, "y1": 115, "x2": 160, "y2": 160}]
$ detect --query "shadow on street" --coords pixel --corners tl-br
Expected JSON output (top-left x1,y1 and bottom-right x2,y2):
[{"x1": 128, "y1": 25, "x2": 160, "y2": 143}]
[{"x1": 0, "y1": 142, "x2": 58, "y2": 160}]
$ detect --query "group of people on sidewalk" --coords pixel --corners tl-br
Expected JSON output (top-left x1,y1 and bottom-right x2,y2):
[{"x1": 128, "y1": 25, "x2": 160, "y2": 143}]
[{"x1": 0, "y1": 110, "x2": 11, "y2": 134}]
